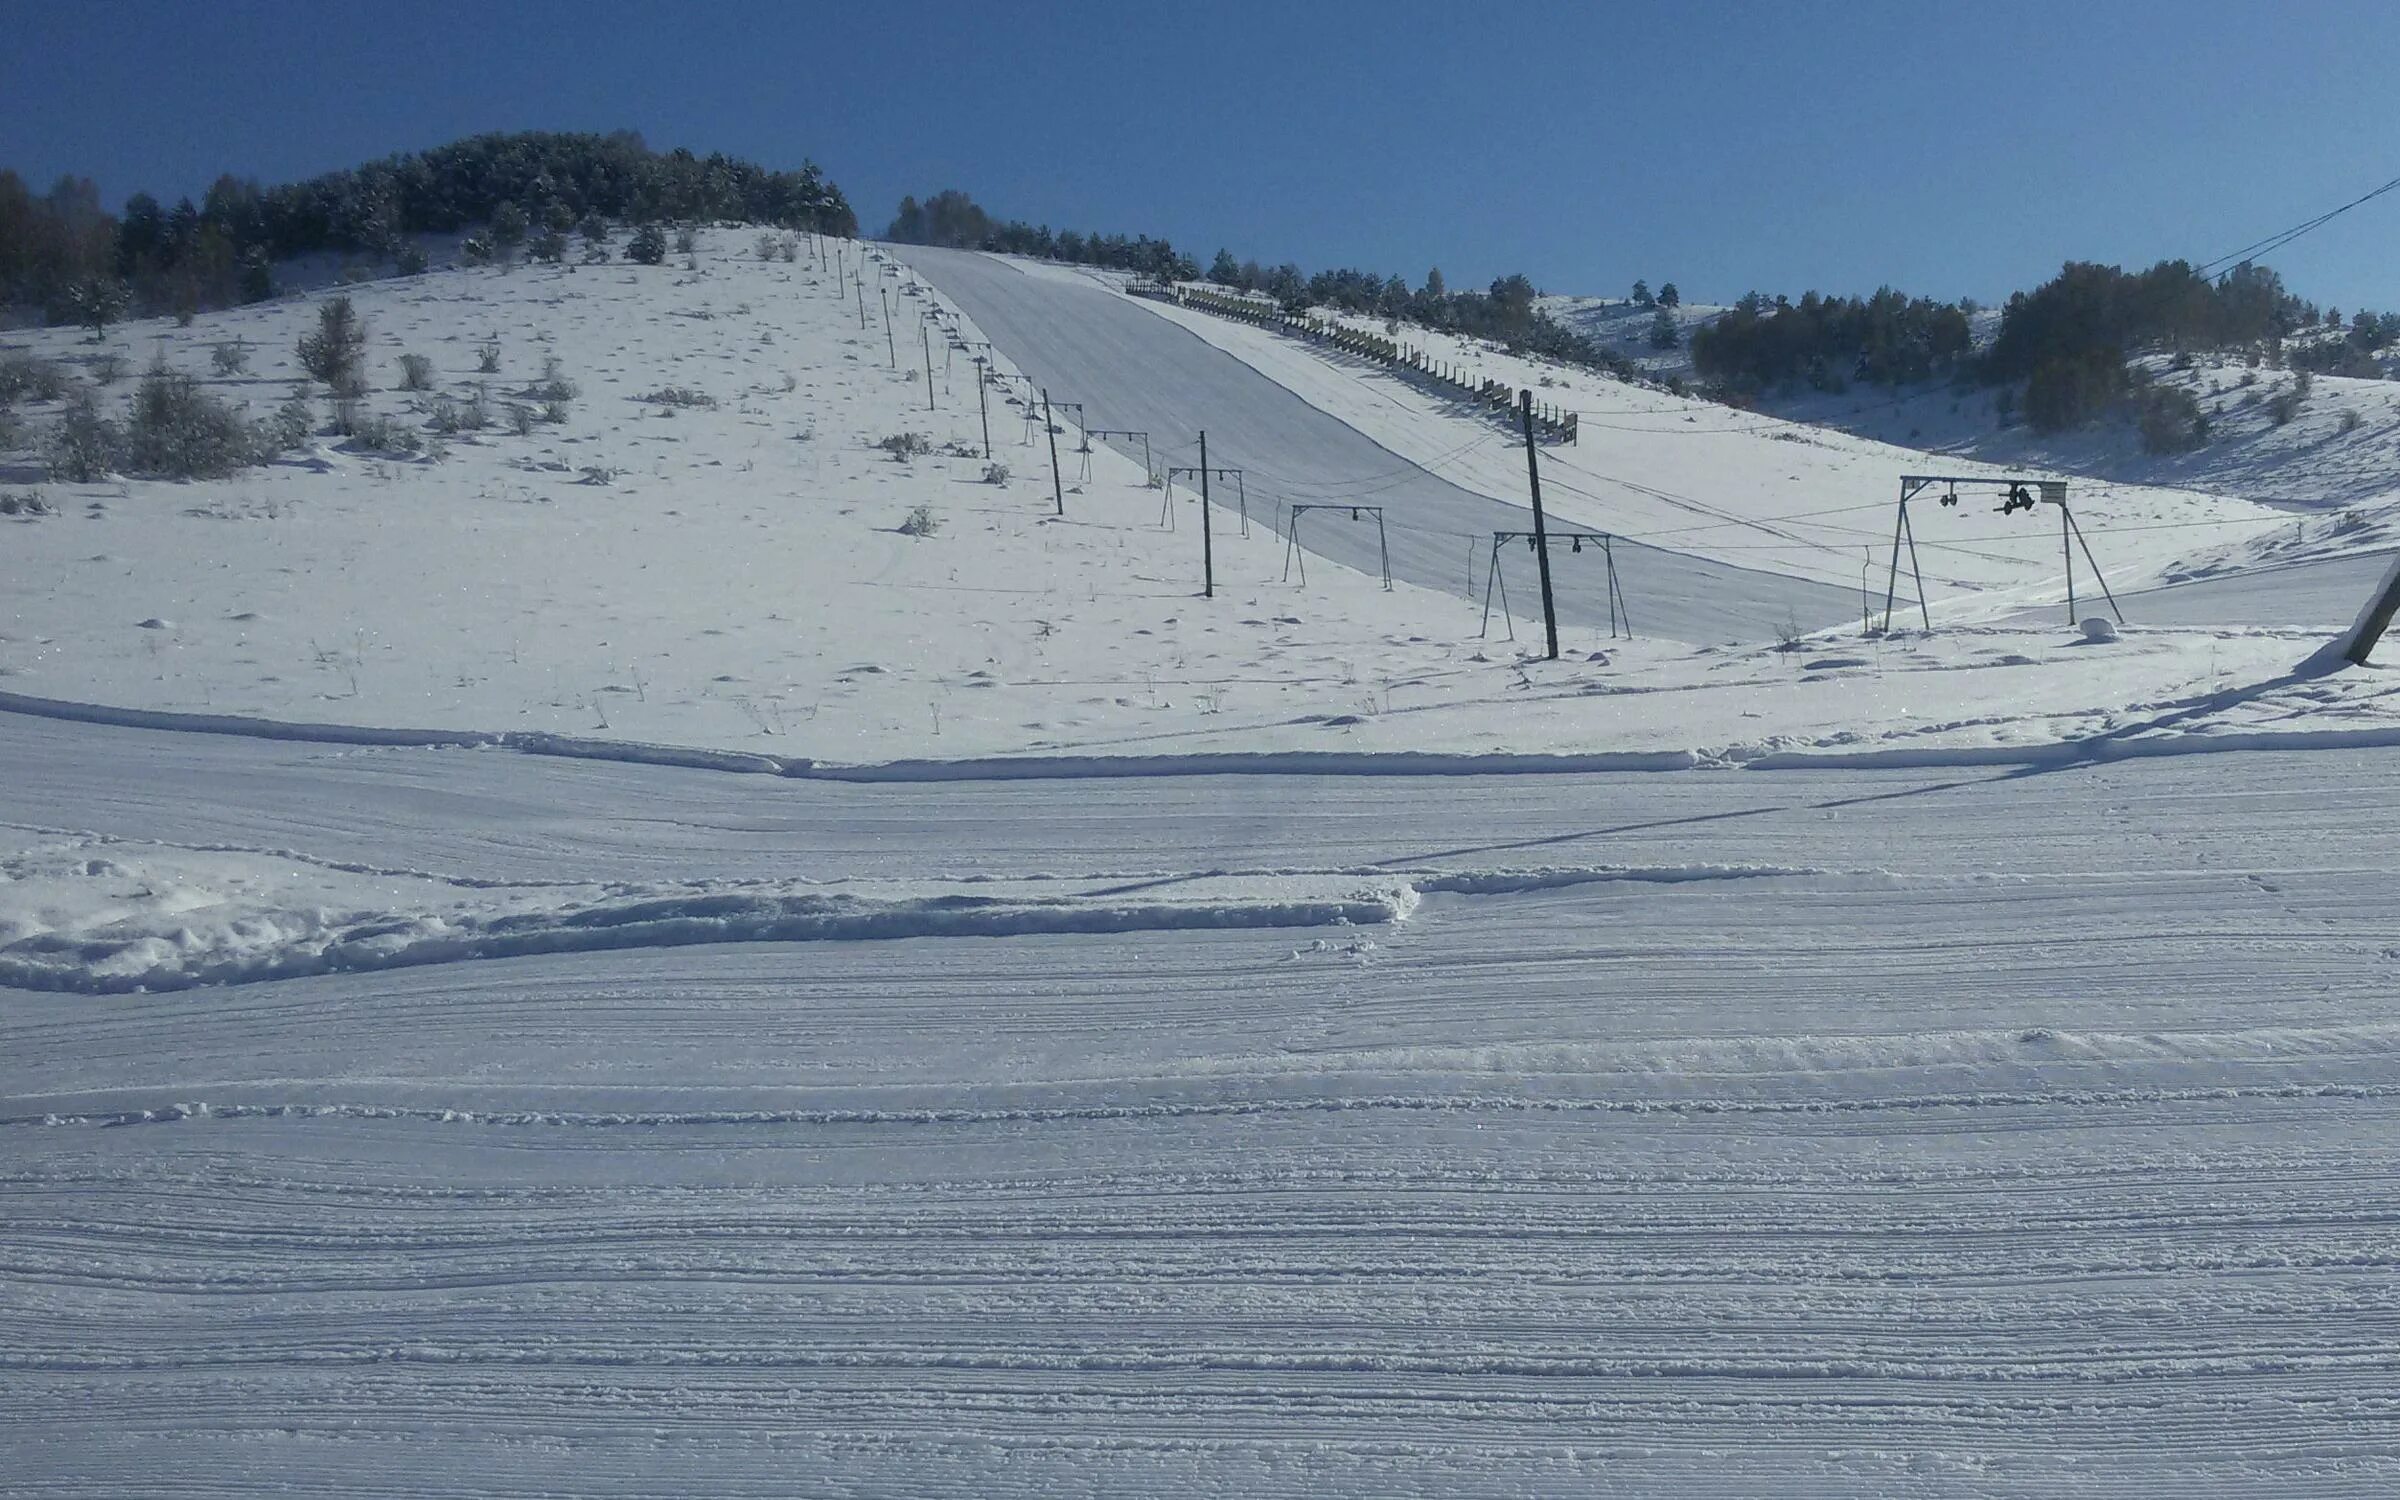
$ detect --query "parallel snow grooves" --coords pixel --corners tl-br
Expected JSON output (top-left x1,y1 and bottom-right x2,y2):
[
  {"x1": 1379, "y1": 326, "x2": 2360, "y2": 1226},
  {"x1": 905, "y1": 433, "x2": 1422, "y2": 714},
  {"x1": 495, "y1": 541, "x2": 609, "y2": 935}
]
[{"x1": 11, "y1": 725, "x2": 2400, "y2": 1494}]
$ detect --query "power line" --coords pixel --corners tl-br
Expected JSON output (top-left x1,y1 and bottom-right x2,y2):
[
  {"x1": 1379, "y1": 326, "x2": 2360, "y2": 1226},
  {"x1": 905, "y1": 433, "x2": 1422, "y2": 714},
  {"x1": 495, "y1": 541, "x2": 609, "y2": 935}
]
[{"x1": 2196, "y1": 172, "x2": 2400, "y2": 279}]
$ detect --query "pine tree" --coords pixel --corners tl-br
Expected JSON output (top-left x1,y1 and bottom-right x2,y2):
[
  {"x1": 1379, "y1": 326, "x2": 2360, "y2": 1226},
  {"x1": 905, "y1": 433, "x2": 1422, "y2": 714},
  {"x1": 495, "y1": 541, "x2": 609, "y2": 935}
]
[
  {"x1": 1208, "y1": 248, "x2": 1241, "y2": 287},
  {"x1": 490, "y1": 202, "x2": 529, "y2": 260},
  {"x1": 1631, "y1": 280, "x2": 1652, "y2": 306},
  {"x1": 297, "y1": 295, "x2": 367, "y2": 395},
  {"x1": 1658, "y1": 282, "x2": 1680, "y2": 308},
  {"x1": 68, "y1": 277, "x2": 128, "y2": 341}
]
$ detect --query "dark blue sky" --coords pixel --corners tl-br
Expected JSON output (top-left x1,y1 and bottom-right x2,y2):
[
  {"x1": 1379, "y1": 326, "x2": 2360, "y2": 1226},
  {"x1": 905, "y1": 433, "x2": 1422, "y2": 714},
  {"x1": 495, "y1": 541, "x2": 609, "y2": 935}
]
[{"x1": 6, "y1": 0, "x2": 2395, "y2": 309}]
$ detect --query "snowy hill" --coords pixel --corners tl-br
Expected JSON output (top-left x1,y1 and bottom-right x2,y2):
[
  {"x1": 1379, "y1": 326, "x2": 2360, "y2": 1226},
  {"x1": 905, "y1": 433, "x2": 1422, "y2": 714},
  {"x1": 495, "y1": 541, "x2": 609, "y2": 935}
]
[
  {"x1": 1543, "y1": 288, "x2": 2400, "y2": 518},
  {"x1": 3, "y1": 238, "x2": 2397, "y2": 778}
]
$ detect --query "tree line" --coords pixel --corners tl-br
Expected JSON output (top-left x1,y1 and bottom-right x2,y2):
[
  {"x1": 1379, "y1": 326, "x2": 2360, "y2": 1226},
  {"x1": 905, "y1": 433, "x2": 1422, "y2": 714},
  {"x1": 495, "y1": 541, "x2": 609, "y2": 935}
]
[
  {"x1": 888, "y1": 190, "x2": 1644, "y2": 382},
  {"x1": 1, "y1": 130, "x2": 855, "y2": 326},
  {"x1": 1692, "y1": 254, "x2": 2393, "y2": 441},
  {"x1": 887, "y1": 190, "x2": 1201, "y2": 283}
]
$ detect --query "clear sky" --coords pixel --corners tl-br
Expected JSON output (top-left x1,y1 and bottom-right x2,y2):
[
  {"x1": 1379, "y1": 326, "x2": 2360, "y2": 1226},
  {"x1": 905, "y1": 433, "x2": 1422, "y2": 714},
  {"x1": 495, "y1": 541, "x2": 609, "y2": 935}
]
[{"x1": 5, "y1": 0, "x2": 2395, "y2": 311}]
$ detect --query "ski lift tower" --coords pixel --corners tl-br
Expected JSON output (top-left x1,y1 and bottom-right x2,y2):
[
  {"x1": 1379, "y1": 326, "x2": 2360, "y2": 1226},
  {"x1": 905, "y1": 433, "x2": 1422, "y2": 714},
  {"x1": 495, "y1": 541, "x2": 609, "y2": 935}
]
[{"x1": 1883, "y1": 474, "x2": 2121, "y2": 633}]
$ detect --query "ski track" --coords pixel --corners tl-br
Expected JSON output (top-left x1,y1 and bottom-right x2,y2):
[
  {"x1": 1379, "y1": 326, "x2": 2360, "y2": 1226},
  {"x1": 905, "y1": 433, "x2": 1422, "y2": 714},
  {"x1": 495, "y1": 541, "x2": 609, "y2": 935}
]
[
  {"x1": 895, "y1": 245, "x2": 1861, "y2": 643},
  {"x1": 7, "y1": 712, "x2": 2400, "y2": 1493}
]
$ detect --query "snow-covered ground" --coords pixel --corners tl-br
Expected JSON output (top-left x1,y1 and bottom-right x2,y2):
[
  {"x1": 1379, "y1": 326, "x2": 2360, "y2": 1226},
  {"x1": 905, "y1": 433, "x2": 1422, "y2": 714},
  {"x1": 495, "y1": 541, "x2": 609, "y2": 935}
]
[
  {"x1": 5, "y1": 239, "x2": 2386, "y2": 776},
  {"x1": 1157, "y1": 282, "x2": 2293, "y2": 603},
  {"x1": 9, "y1": 228, "x2": 2400, "y2": 1494},
  {"x1": 11, "y1": 711, "x2": 2400, "y2": 1494}
]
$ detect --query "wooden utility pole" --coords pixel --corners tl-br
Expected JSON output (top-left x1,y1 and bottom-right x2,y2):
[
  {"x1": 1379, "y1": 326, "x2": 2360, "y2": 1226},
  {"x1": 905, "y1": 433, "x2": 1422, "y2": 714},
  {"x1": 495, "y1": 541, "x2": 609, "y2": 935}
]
[
  {"x1": 921, "y1": 324, "x2": 935, "y2": 411},
  {"x1": 976, "y1": 362, "x2": 992, "y2": 459},
  {"x1": 1042, "y1": 388, "x2": 1064, "y2": 516},
  {"x1": 1199, "y1": 430, "x2": 1215, "y2": 598},
  {"x1": 879, "y1": 288, "x2": 895, "y2": 366},
  {"x1": 1519, "y1": 389, "x2": 1560, "y2": 660},
  {"x1": 2332, "y1": 554, "x2": 2400, "y2": 665}
]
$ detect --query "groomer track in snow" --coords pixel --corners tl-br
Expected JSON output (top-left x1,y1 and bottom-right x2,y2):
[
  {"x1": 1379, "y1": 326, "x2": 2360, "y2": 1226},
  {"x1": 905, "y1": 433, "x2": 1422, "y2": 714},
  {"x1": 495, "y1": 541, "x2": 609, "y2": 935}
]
[{"x1": 10, "y1": 712, "x2": 2400, "y2": 1495}]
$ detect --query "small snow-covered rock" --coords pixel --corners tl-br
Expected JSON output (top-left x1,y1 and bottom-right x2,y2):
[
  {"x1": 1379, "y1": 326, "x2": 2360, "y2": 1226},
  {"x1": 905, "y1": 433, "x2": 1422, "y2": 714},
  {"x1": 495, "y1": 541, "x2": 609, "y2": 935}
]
[{"x1": 2081, "y1": 617, "x2": 2120, "y2": 643}]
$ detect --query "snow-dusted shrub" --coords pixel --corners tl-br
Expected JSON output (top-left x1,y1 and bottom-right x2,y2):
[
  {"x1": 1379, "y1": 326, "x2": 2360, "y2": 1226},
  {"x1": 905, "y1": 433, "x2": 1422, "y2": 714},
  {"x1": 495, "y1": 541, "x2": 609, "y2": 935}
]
[
  {"x1": 124, "y1": 365, "x2": 261, "y2": 478},
  {"x1": 0, "y1": 352, "x2": 69, "y2": 403},
  {"x1": 2340, "y1": 408, "x2": 2364, "y2": 434},
  {"x1": 476, "y1": 338, "x2": 502, "y2": 374},
  {"x1": 638, "y1": 385, "x2": 715, "y2": 409},
  {"x1": 397, "y1": 353, "x2": 435, "y2": 391},
  {"x1": 2267, "y1": 373, "x2": 2311, "y2": 426},
  {"x1": 0, "y1": 489, "x2": 53, "y2": 516},
  {"x1": 625, "y1": 224, "x2": 668, "y2": 265},
  {"x1": 674, "y1": 226, "x2": 698, "y2": 256},
  {"x1": 262, "y1": 388, "x2": 315, "y2": 453},
  {"x1": 507, "y1": 402, "x2": 536, "y2": 436},
  {"x1": 877, "y1": 430, "x2": 932, "y2": 459},
  {"x1": 343, "y1": 410, "x2": 422, "y2": 458},
  {"x1": 527, "y1": 354, "x2": 578, "y2": 404},
  {"x1": 982, "y1": 461, "x2": 1010, "y2": 484},
  {"x1": 210, "y1": 341, "x2": 249, "y2": 376},
  {"x1": 396, "y1": 244, "x2": 429, "y2": 276},
  {"x1": 427, "y1": 386, "x2": 491, "y2": 434},
  {"x1": 43, "y1": 391, "x2": 122, "y2": 481},
  {"x1": 898, "y1": 504, "x2": 939, "y2": 537},
  {"x1": 2137, "y1": 386, "x2": 2210, "y2": 454},
  {"x1": 756, "y1": 232, "x2": 780, "y2": 261},
  {"x1": 90, "y1": 352, "x2": 125, "y2": 386},
  {"x1": 298, "y1": 296, "x2": 368, "y2": 397}
]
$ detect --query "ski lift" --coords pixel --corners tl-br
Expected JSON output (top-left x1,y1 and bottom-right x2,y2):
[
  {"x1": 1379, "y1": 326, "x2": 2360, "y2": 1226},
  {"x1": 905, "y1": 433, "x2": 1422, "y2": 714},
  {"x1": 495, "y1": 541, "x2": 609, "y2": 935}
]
[
  {"x1": 1940, "y1": 481, "x2": 1959, "y2": 508},
  {"x1": 1999, "y1": 483, "x2": 2037, "y2": 517},
  {"x1": 1571, "y1": 535, "x2": 1584, "y2": 553}
]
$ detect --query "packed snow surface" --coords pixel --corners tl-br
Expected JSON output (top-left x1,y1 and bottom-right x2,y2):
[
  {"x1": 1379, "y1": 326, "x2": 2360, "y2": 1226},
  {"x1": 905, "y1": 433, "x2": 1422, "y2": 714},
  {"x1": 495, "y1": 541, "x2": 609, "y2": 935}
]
[{"x1": 9, "y1": 712, "x2": 2400, "y2": 1494}]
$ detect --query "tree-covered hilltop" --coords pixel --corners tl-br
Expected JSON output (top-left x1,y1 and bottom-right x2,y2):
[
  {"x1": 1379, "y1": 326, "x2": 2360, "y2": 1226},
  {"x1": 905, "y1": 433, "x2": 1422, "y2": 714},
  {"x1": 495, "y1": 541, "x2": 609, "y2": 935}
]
[
  {"x1": 1692, "y1": 289, "x2": 1974, "y2": 393},
  {"x1": 1, "y1": 130, "x2": 856, "y2": 325},
  {"x1": 887, "y1": 189, "x2": 1201, "y2": 283}
]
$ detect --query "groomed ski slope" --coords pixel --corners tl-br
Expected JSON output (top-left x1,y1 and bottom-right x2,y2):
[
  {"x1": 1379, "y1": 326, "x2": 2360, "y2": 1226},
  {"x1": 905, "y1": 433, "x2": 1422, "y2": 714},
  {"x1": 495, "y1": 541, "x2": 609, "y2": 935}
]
[
  {"x1": 897, "y1": 245, "x2": 1861, "y2": 641},
  {"x1": 8, "y1": 711, "x2": 2400, "y2": 1496}
]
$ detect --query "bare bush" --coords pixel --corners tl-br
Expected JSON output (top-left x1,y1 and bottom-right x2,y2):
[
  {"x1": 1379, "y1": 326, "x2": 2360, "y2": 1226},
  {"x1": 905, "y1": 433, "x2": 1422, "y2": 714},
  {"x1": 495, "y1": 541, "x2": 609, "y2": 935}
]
[
  {"x1": 898, "y1": 504, "x2": 939, "y2": 537},
  {"x1": 877, "y1": 431, "x2": 933, "y2": 460},
  {"x1": 638, "y1": 385, "x2": 716, "y2": 409},
  {"x1": 397, "y1": 353, "x2": 435, "y2": 391},
  {"x1": 210, "y1": 341, "x2": 249, "y2": 376},
  {"x1": 476, "y1": 339, "x2": 502, "y2": 374},
  {"x1": 982, "y1": 461, "x2": 1011, "y2": 484},
  {"x1": 90, "y1": 352, "x2": 126, "y2": 386}
]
